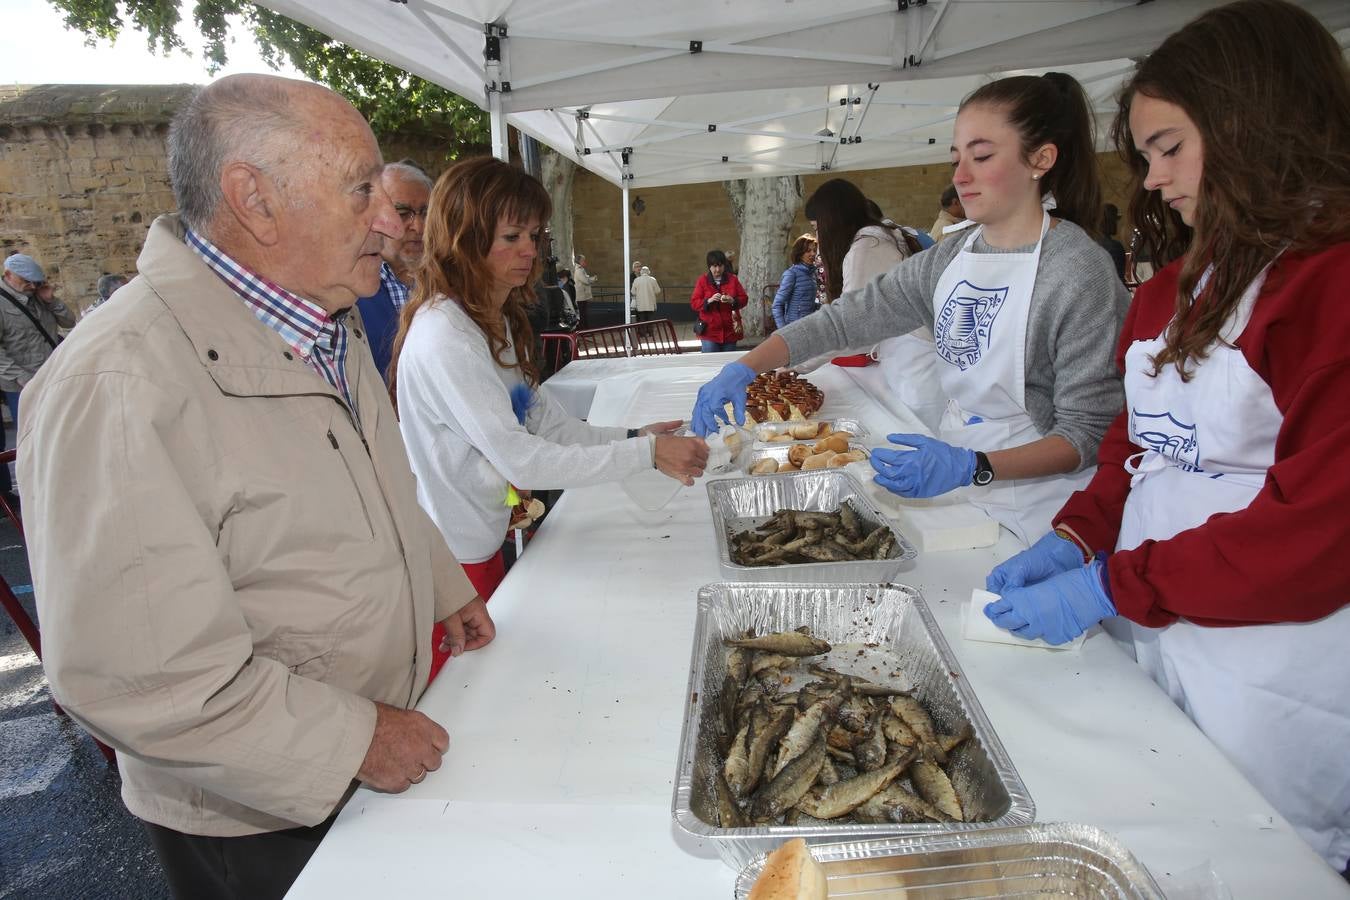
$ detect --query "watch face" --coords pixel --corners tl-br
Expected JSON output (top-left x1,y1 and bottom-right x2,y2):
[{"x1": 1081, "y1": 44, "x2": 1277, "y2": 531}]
[{"x1": 973, "y1": 469, "x2": 994, "y2": 486}]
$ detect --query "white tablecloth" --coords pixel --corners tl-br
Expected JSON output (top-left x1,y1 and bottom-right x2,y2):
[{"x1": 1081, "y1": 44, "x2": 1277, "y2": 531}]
[
  {"x1": 542, "y1": 350, "x2": 738, "y2": 419},
  {"x1": 288, "y1": 361, "x2": 1348, "y2": 900}
]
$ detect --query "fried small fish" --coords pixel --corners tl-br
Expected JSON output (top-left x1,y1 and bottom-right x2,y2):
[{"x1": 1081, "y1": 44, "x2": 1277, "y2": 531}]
[
  {"x1": 889, "y1": 694, "x2": 946, "y2": 765},
  {"x1": 715, "y1": 768, "x2": 750, "y2": 828},
  {"x1": 749, "y1": 733, "x2": 827, "y2": 822},
  {"x1": 910, "y1": 756, "x2": 963, "y2": 821},
  {"x1": 725, "y1": 630, "x2": 831, "y2": 657},
  {"x1": 744, "y1": 705, "x2": 795, "y2": 797},
  {"x1": 853, "y1": 782, "x2": 955, "y2": 824},
  {"x1": 854, "y1": 708, "x2": 888, "y2": 773},
  {"x1": 724, "y1": 722, "x2": 753, "y2": 798},
  {"x1": 796, "y1": 747, "x2": 917, "y2": 820},
  {"x1": 772, "y1": 695, "x2": 840, "y2": 777}
]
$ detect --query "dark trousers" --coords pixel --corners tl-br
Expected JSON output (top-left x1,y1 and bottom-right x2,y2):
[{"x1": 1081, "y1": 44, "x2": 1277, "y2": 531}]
[
  {"x1": 145, "y1": 815, "x2": 336, "y2": 900},
  {"x1": 1, "y1": 390, "x2": 18, "y2": 495}
]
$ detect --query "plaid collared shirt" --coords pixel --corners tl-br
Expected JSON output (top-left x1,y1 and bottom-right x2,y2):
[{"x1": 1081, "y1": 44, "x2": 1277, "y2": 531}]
[
  {"x1": 380, "y1": 261, "x2": 410, "y2": 311},
  {"x1": 185, "y1": 229, "x2": 359, "y2": 423}
]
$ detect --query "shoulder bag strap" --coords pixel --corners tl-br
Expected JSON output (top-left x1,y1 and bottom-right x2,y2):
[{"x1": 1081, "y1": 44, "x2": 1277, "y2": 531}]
[{"x1": 0, "y1": 289, "x2": 60, "y2": 349}]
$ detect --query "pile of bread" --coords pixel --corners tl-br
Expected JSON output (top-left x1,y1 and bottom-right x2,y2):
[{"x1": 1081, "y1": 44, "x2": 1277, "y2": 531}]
[
  {"x1": 750, "y1": 432, "x2": 866, "y2": 475},
  {"x1": 741, "y1": 371, "x2": 825, "y2": 425},
  {"x1": 758, "y1": 421, "x2": 840, "y2": 443}
]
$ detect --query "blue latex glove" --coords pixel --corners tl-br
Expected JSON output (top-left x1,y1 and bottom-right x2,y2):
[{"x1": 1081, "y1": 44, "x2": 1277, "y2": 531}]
[
  {"x1": 509, "y1": 383, "x2": 535, "y2": 425},
  {"x1": 869, "y1": 432, "x2": 977, "y2": 499},
  {"x1": 983, "y1": 559, "x2": 1116, "y2": 645},
  {"x1": 986, "y1": 531, "x2": 1085, "y2": 594},
  {"x1": 690, "y1": 362, "x2": 756, "y2": 436}
]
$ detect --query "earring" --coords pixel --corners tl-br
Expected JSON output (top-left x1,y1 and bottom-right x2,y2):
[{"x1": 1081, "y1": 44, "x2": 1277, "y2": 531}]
[{"x1": 1032, "y1": 174, "x2": 1041, "y2": 181}]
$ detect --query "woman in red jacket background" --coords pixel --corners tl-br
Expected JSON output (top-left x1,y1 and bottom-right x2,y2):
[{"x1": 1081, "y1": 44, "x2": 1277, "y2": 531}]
[
  {"x1": 689, "y1": 249, "x2": 748, "y2": 352},
  {"x1": 982, "y1": 0, "x2": 1350, "y2": 871}
]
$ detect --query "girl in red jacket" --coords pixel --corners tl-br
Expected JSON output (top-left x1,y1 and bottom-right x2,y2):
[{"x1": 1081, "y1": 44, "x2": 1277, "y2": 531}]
[
  {"x1": 983, "y1": 0, "x2": 1350, "y2": 870},
  {"x1": 689, "y1": 249, "x2": 747, "y2": 352}
]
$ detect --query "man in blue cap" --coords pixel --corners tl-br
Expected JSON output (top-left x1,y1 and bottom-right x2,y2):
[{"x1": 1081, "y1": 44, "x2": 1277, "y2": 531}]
[{"x1": 0, "y1": 253, "x2": 75, "y2": 502}]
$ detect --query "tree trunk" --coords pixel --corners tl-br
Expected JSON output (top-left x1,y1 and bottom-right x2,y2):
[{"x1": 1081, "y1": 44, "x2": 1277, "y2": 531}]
[
  {"x1": 724, "y1": 176, "x2": 803, "y2": 339},
  {"x1": 541, "y1": 149, "x2": 577, "y2": 269}
]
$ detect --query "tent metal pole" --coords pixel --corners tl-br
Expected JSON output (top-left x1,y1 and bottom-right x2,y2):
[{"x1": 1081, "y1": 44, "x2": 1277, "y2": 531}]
[
  {"x1": 489, "y1": 91, "x2": 509, "y2": 162},
  {"x1": 622, "y1": 182, "x2": 632, "y2": 326}
]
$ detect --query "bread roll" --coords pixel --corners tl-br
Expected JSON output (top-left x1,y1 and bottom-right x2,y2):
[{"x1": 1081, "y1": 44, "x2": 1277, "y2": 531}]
[
  {"x1": 751, "y1": 458, "x2": 780, "y2": 475},
  {"x1": 749, "y1": 838, "x2": 828, "y2": 900},
  {"x1": 790, "y1": 422, "x2": 819, "y2": 440},
  {"x1": 812, "y1": 433, "x2": 850, "y2": 455},
  {"x1": 814, "y1": 423, "x2": 833, "y2": 439},
  {"x1": 787, "y1": 444, "x2": 813, "y2": 468},
  {"x1": 827, "y1": 450, "x2": 866, "y2": 467},
  {"x1": 801, "y1": 451, "x2": 834, "y2": 471}
]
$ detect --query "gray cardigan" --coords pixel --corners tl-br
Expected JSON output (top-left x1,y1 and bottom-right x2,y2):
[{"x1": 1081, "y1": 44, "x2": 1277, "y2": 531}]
[{"x1": 778, "y1": 220, "x2": 1130, "y2": 469}]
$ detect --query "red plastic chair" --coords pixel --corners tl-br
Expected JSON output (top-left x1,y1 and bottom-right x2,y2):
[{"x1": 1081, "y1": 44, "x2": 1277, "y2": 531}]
[{"x1": 0, "y1": 449, "x2": 117, "y2": 765}]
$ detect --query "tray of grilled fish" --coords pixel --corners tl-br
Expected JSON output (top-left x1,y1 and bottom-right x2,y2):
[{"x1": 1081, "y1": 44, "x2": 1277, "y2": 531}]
[
  {"x1": 708, "y1": 470, "x2": 916, "y2": 583},
  {"x1": 673, "y1": 583, "x2": 1033, "y2": 869},
  {"x1": 753, "y1": 418, "x2": 868, "y2": 445},
  {"x1": 733, "y1": 823, "x2": 1165, "y2": 898}
]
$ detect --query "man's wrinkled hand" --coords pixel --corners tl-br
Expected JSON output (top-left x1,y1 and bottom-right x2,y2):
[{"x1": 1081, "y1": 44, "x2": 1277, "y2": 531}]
[
  {"x1": 654, "y1": 435, "x2": 709, "y2": 486},
  {"x1": 357, "y1": 702, "x2": 449, "y2": 792},
  {"x1": 438, "y1": 597, "x2": 495, "y2": 658}
]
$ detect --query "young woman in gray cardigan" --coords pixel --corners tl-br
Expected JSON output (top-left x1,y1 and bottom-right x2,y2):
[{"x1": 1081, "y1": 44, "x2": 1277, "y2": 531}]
[{"x1": 692, "y1": 72, "x2": 1130, "y2": 547}]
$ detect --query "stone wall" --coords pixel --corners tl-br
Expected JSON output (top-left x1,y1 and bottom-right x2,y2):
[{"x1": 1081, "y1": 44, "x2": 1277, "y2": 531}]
[
  {"x1": 0, "y1": 85, "x2": 189, "y2": 311},
  {"x1": 0, "y1": 85, "x2": 462, "y2": 313},
  {"x1": 572, "y1": 152, "x2": 1136, "y2": 297}
]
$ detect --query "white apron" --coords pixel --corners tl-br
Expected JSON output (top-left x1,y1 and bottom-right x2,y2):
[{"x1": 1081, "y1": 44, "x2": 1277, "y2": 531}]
[
  {"x1": 878, "y1": 330, "x2": 945, "y2": 434},
  {"x1": 931, "y1": 211, "x2": 1092, "y2": 547},
  {"x1": 1117, "y1": 264, "x2": 1350, "y2": 869}
]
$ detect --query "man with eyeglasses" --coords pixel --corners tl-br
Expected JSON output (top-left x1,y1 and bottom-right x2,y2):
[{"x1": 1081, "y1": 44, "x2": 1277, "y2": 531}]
[{"x1": 356, "y1": 160, "x2": 432, "y2": 383}]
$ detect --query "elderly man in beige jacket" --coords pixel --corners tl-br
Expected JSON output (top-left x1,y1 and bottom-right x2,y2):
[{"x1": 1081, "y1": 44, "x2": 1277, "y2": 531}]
[{"x1": 18, "y1": 74, "x2": 493, "y2": 899}]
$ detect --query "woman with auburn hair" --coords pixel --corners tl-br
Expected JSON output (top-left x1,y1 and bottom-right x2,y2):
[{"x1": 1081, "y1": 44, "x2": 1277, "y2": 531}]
[
  {"x1": 692, "y1": 71, "x2": 1130, "y2": 547},
  {"x1": 771, "y1": 234, "x2": 819, "y2": 329},
  {"x1": 983, "y1": 0, "x2": 1350, "y2": 870},
  {"x1": 390, "y1": 157, "x2": 708, "y2": 676}
]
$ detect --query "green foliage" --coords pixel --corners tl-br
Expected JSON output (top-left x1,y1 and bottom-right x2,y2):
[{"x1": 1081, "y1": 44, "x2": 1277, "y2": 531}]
[{"x1": 47, "y1": 0, "x2": 488, "y2": 156}]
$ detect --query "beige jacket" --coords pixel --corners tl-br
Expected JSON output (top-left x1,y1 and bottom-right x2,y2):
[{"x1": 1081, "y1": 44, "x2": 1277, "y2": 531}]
[
  {"x1": 929, "y1": 208, "x2": 965, "y2": 244},
  {"x1": 18, "y1": 215, "x2": 477, "y2": 837},
  {"x1": 631, "y1": 273, "x2": 662, "y2": 312}
]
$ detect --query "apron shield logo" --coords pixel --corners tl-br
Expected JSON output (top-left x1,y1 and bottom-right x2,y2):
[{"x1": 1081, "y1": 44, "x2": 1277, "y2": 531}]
[
  {"x1": 1129, "y1": 408, "x2": 1203, "y2": 472},
  {"x1": 935, "y1": 279, "x2": 1008, "y2": 371}
]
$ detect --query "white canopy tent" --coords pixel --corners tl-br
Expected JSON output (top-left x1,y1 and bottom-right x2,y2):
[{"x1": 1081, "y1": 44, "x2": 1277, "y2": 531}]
[
  {"x1": 254, "y1": 0, "x2": 1349, "y2": 183},
  {"x1": 255, "y1": 0, "x2": 1350, "y2": 311}
]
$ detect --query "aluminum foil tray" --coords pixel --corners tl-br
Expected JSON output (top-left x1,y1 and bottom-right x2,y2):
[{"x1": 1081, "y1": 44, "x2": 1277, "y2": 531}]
[
  {"x1": 707, "y1": 470, "x2": 917, "y2": 583},
  {"x1": 733, "y1": 823, "x2": 1165, "y2": 898},
  {"x1": 748, "y1": 443, "x2": 870, "y2": 476},
  {"x1": 754, "y1": 417, "x2": 869, "y2": 445},
  {"x1": 672, "y1": 583, "x2": 1033, "y2": 869}
]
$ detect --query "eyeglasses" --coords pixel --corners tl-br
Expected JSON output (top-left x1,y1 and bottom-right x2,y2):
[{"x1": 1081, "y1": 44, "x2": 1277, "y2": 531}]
[{"x1": 395, "y1": 205, "x2": 430, "y2": 224}]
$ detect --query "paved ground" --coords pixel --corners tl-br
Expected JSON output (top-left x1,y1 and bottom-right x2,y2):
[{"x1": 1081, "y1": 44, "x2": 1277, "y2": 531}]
[{"x1": 0, "y1": 448, "x2": 170, "y2": 899}]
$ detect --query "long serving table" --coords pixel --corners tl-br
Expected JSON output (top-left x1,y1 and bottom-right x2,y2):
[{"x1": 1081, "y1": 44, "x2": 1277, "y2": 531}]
[{"x1": 287, "y1": 359, "x2": 1348, "y2": 899}]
